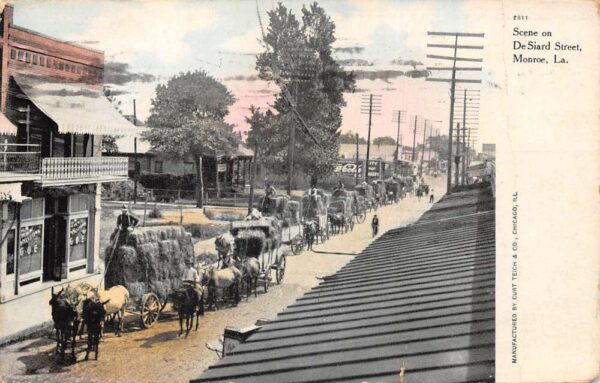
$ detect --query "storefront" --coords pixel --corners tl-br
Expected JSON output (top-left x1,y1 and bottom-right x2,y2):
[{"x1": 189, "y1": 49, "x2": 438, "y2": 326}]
[{"x1": 0, "y1": 187, "x2": 97, "y2": 303}]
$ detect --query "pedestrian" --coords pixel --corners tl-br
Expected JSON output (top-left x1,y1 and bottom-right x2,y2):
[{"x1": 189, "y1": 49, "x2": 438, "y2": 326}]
[
  {"x1": 429, "y1": 189, "x2": 434, "y2": 203},
  {"x1": 371, "y1": 214, "x2": 379, "y2": 237},
  {"x1": 112, "y1": 204, "x2": 139, "y2": 243}
]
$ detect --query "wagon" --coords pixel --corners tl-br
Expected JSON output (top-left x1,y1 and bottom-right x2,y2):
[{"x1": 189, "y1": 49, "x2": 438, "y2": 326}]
[
  {"x1": 258, "y1": 195, "x2": 304, "y2": 254},
  {"x1": 328, "y1": 190, "x2": 356, "y2": 233},
  {"x1": 104, "y1": 226, "x2": 195, "y2": 328},
  {"x1": 354, "y1": 182, "x2": 377, "y2": 213},
  {"x1": 301, "y1": 191, "x2": 330, "y2": 243},
  {"x1": 384, "y1": 178, "x2": 400, "y2": 203},
  {"x1": 230, "y1": 218, "x2": 286, "y2": 292},
  {"x1": 371, "y1": 180, "x2": 388, "y2": 206}
]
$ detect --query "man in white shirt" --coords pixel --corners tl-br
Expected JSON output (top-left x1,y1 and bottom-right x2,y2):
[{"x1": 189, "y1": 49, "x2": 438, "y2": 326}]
[{"x1": 182, "y1": 260, "x2": 203, "y2": 300}]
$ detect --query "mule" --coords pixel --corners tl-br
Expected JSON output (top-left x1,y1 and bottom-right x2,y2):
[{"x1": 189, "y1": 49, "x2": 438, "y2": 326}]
[
  {"x1": 237, "y1": 257, "x2": 260, "y2": 299},
  {"x1": 49, "y1": 289, "x2": 79, "y2": 361},
  {"x1": 86, "y1": 285, "x2": 129, "y2": 336},
  {"x1": 200, "y1": 265, "x2": 242, "y2": 310},
  {"x1": 82, "y1": 298, "x2": 109, "y2": 360},
  {"x1": 171, "y1": 284, "x2": 204, "y2": 338}
]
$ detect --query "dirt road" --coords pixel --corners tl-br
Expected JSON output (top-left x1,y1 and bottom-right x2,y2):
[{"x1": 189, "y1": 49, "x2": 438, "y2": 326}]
[{"x1": 0, "y1": 177, "x2": 444, "y2": 383}]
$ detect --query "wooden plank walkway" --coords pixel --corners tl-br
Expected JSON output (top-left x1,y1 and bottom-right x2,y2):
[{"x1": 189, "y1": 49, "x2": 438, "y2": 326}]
[{"x1": 193, "y1": 185, "x2": 495, "y2": 383}]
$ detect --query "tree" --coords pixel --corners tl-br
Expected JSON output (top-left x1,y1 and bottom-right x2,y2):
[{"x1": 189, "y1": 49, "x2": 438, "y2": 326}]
[
  {"x1": 373, "y1": 136, "x2": 396, "y2": 146},
  {"x1": 143, "y1": 70, "x2": 239, "y2": 207},
  {"x1": 339, "y1": 131, "x2": 366, "y2": 144},
  {"x1": 256, "y1": 2, "x2": 355, "y2": 187},
  {"x1": 102, "y1": 87, "x2": 121, "y2": 153}
]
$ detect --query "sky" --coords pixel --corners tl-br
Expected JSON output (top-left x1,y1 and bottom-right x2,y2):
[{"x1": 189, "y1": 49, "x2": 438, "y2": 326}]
[{"x1": 11, "y1": 0, "x2": 504, "y2": 149}]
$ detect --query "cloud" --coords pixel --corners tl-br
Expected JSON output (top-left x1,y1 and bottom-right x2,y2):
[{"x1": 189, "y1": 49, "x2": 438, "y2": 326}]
[
  {"x1": 104, "y1": 62, "x2": 156, "y2": 85},
  {"x1": 220, "y1": 26, "x2": 263, "y2": 56},
  {"x1": 333, "y1": 46, "x2": 365, "y2": 54},
  {"x1": 338, "y1": 59, "x2": 374, "y2": 67},
  {"x1": 352, "y1": 68, "x2": 429, "y2": 83},
  {"x1": 390, "y1": 58, "x2": 423, "y2": 68},
  {"x1": 67, "y1": 2, "x2": 216, "y2": 63},
  {"x1": 223, "y1": 75, "x2": 260, "y2": 82}
]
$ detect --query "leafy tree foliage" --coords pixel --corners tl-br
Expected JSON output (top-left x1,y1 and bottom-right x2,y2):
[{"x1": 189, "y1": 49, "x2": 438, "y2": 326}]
[
  {"x1": 372, "y1": 136, "x2": 396, "y2": 146},
  {"x1": 338, "y1": 131, "x2": 366, "y2": 144},
  {"x1": 102, "y1": 87, "x2": 121, "y2": 153},
  {"x1": 143, "y1": 70, "x2": 239, "y2": 207},
  {"x1": 255, "y1": 2, "x2": 355, "y2": 187}
]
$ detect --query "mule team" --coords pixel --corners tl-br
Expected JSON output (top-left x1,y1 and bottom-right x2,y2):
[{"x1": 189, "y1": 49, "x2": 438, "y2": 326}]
[{"x1": 48, "y1": 235, "x2": 260, "y2": 362}]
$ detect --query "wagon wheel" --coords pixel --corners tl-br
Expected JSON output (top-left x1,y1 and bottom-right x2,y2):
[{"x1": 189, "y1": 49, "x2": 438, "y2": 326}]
[
  {"x1": 290, "y1": 234, "x2": 304, "y2": 255},
  {"x1": 355, "y1": 209, "x2": 366, "y2": 224},
  {"x1": 141, "y1": 293, "x2": 161, "y2": 328},
  {"x1": 276, "y1": 254, "x2": 286, "y2": 284}
]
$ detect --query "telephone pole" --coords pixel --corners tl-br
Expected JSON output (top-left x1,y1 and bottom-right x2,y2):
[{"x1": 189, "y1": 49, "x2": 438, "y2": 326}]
[
  {"x1": 411, "y1": 115, "x2": 419, "y2": 162},
  {"x1": 392, "y1": 110, "x2": 406, "y2": 174},
  {"x1": 355, "y1": 133, "x2": 360, "y2": 185},
  {"x1": 133, "y1": 99, "x2": 138, "y2": 204},
  {"x1": 419, "y1": 120, "x2": 428, "y2": 177},
  {"x1": 361, "y1": 94, "x2": 382, "y2": 180},
  {"x1": 454, "y1": 88, "x2": 480, "y2": 185},
  {"x1": 426, "y1": 31, "x2": 484, "y2": 193}
]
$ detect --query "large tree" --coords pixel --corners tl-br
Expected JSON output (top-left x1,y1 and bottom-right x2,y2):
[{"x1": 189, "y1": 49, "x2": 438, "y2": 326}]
[
  {"x1": 373, "y1": 136, "x2": 397, "y2": 146},
  {"x1": 339, "y1": 131, "x2": 366, "y2": 144},
  {"x1": 143, "y1": 70, "x2": 239, "y2": 207},
  {"x1": 255, "y1": 2, "x2": 355, "y2": 187}
]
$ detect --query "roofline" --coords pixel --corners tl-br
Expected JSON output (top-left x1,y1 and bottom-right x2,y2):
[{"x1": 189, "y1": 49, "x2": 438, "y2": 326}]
[{"x1": 10, "y1": 24, "x2": 105, "y2": 55}]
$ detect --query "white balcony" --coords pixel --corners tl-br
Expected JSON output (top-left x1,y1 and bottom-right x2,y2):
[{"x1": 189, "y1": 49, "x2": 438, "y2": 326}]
[{"x1": 39, "y1": 157, "x2": 129, "y2": 186}]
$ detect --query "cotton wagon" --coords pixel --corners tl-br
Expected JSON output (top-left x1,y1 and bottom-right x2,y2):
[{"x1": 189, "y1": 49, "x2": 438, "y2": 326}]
[
  {"x1": 104, "y1": 226, "x2": 195, "y2": 328},
  {"x1": 301, "y1": 189, "x2": 331, "y2": 243},
  {"x1": 258, "y1": 194, "x2": 304, "y2": 254},
  {"x1": 230, "y1": 217, "x2": 286, "y2": 291}
]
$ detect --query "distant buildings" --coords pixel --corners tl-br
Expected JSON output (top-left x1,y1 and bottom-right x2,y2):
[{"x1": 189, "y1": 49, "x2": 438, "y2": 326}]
[{"x1": 481, "y1": 143, "x2": 496, "y2": 159}]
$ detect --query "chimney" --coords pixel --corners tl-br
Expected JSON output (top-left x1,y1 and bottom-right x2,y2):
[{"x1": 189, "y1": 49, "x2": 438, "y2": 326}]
[{"x1": 1, "y1": 4, "x2": 14, "y2": 30}]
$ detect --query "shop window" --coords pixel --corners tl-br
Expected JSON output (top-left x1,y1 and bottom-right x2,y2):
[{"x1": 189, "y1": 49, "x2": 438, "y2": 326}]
[
  {"x1": 19, "y1": 224, "x2": 43, "y2": 276},
  {"x1": 6, "y1": 229, "x2": 15, "y2": 275},
  {"x1": 20, "y1": 198, "x2": 44, "y2": 220},
  {"x1": 58, "y1": 62, "x2": 64, "y2": 70},
  {"x1": 154, "y1": 161, "x2": 163, "y2": 174},
  {"x1": 32, "y1": 55, "x2": 38, "y2": 65},
  {"x1": 46, "y1": 58, "x2": 51, "y2": 68},
  {"x1": 65, "y1": 63, "x2": 70, "y2": 72},
  {"x1": 17, "y1": 50, "x2": 24, "y2": 61},
  {"x1": 10, "y1": 49, "x2": 15, "y2": 60},
  {"x1": 69, "y1": 217, "x2": 88, "y2": 262},
  {"x1": 70, "y1": 194, "x2": 89, "y2": 213},
  {"x1": 39, "y1": 56, "x2": 45, "y2": 66},
  {"x1": 25, "y1": 52, "x2": 31, "y2": 63},
  {"x1": 76, "y1": 66, "x2": 81, "y2": 74}
]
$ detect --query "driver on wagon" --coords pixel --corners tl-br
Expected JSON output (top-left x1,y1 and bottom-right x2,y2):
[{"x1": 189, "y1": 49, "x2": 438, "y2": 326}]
[{"x1": 182, "y1": 260, "x2": 203, "y2": 301}]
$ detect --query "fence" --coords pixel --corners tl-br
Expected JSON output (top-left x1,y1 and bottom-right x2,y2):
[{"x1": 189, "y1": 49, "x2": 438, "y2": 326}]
[{"x1": 143, "y1": 188, "x2": 261, "y2": 208}]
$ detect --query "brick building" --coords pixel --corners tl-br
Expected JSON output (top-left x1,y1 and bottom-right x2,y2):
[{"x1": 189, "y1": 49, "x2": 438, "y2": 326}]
[{"x1": 0, "y1": 4, "x2": 136, "y2": 343}]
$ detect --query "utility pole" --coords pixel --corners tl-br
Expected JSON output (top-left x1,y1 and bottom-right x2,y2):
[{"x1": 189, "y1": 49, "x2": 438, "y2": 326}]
[
  {"x1": 426, "y1": 31, "x2": 484, "y2": 194},
  {"x1": 361, "y1": 94, "x2": 381, "y2": 180},
  {"x1": 462, "y1": 106, "x2": 467, "y2": 186},
  {"x1": 392, "y1": 110, "x2": 406, "y2": 175},
  {"x1": 419, "y1": 120, "x2": 428, "y2": 177},
  {"x1": 355, "y1": 133, "x2": 359, "y2": 185},
  {"x1": 411, "y1": 115, "x2": 418, "y2": 162},
  {"x1": 455, "y1": 122, "x2": 461, "y2": 187},
  {"x1": 427, "y1": 124, "x2": 433, "y2": 171},
  {"x1": 133, "y1": 99, "x2": 138, "y2": 204}
]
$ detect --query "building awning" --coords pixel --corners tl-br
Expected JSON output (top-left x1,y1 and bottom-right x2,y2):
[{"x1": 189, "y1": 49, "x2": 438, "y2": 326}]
[
  {"x1": 13, "y1": 75, "x2": 138, "y2": 136},
  {"x1": 0, "y1": 112, "x2": 17, "y2": 135}
]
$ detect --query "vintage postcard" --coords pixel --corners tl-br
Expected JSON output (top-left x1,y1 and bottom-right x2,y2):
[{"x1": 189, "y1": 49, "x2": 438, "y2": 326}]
[{"x1": 0, "y1": 0, "x2": 597, "y2": 382}]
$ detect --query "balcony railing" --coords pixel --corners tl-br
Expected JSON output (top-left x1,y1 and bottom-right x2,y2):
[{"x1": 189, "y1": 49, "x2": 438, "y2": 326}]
[
  {"x1": 0, "y1": 143, "x2": 41, "y2": 173},
  {"x1": 41, "y1": 157, "x2": 128, "y2": 181}
]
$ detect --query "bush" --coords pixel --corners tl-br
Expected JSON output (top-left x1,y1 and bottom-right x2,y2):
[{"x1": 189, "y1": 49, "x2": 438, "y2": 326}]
[
  {"x1": 148, "y1": 204, "x2": 163, "y2": 219},
  {"x1": 204, "y1": 209, "x2": 245, "y2": 222},
  {"x1": 139, "y1": 173, "x2": 196, "y2": 191},
  {"x1": 102, "y1": 180, "x2": 147, "y2": 201},
  {"x1": 183, "y1": 223, "x2": 228, "y2": 240}
]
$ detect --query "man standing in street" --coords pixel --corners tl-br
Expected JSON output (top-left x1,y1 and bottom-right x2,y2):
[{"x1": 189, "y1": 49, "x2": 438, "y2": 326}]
[
  {"x1": 429, "y1": 189, "x2": 435, "y2": 203},
  {"x1": 371, "y1": 214, "x2": 379, "y2": 237}
]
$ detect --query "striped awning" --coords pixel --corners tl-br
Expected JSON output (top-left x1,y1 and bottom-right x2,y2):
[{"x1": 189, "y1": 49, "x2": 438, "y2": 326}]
[
  {"x1": 13, "y1": 75, "x2": 138, "y2": 136},
  {"x1": 0, "y1": 112, "x2": 17, "y2": 135}
]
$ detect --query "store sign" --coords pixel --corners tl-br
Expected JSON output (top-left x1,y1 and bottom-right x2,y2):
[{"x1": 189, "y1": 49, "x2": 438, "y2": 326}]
[
  {"x1": 19, "y1": 224, "x2": 42, "y2": 275},
  {"x1": 367, "y1": 160, "x2": 382, "y2": 178},
  {"x1": 69, "y1": 218, "x2": 88, "y2": 262},
  {"x1": 217, "y1": 164, "x2": 227, "y2": 172},
  {"x1": 334, "y1": 161, "x2": 362, "y2": 176}
]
